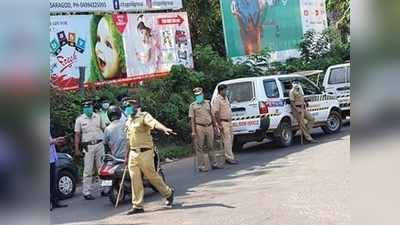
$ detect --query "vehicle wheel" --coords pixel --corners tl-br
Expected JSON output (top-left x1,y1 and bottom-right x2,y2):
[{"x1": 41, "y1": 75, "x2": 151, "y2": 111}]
[
  {"x1": 274, "y1": 120, "x2": 293, "y2": 147},
  {"x1": 150, "y1": 170, "x2": 166, "y2": 193},
  {"x1": 57, "y1": 170, "x2": 76, "y2": 200},
  {"x1": 322, "y1": 111, "x2": 342, "y2": 134},
  {"x1": 109, "y1": 180, "x2": 125, "y2": 205}
]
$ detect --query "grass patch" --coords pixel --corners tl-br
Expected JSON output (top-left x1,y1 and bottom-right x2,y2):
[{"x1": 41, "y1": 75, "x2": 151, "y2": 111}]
[{"x1": 158, "y1": 145, "x2": 193, "y2": 160}]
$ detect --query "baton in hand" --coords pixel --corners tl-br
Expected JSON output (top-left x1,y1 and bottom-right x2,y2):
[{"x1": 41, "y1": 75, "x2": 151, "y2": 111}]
[{"x1": 115, "y1": 165, "x2": 128, "y2": 208}]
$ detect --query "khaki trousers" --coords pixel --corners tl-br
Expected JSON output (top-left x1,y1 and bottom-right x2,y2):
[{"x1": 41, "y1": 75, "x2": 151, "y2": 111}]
[
  {"x1": 128, "y1": 149, "x2": 172, "y2": 209},
  {"x1": 82, "y1": 142, "x2": 104, "y2": 195},
  {"x1": 293, "y1": 107, "x2": 315, "y2": 141},
  {"x1": 221, "y1": 121, "x2": 235, "y2": 160},
  {"x1": 195, "y1": 125, "x2": 218, "y2": 168}
]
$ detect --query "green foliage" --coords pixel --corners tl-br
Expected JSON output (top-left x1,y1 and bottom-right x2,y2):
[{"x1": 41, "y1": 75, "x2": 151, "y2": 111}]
[
  {"x1": 326, "y1": 0, "x2": 350, "y2": 39},
  {"x1": 184, "y1": 0, "x2": 226, "y2": 56},
  {"x1": 50, "y1": 85, "x2": 128, "y2": 137},
  {"x1": 159, "y1": 145, "x2": 193, "y2": 160}
]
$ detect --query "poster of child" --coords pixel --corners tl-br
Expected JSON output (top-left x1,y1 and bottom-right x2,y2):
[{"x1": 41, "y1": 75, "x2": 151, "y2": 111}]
[{"x1": 88, "y1": 14, "x2": 126, "y2": 82}]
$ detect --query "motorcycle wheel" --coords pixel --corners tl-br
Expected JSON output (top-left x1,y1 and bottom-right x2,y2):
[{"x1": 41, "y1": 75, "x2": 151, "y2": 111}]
[{"x1": 109, "y1": 180, "x2": 126, "y2": 205}]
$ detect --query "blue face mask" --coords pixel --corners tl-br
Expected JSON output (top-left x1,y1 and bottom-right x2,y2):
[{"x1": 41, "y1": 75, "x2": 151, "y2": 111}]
[
  {"x1": 83, "y1": 106, "x2": 93, "y2": 118},
  {"x1": 125, "y1": 106, "x2": 137, "y2": 117},
  {"x1": 195, "y1": 95, "x2": 204, "y2": 104}
]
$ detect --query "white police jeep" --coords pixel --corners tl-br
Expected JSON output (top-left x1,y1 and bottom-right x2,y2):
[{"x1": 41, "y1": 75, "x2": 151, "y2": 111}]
[
  {"x1": 211, "y1": 74, "x2": 342, "y2": 150},
  {"x1": 322, "y1": 63, "x2": 351, "y2": 118}
]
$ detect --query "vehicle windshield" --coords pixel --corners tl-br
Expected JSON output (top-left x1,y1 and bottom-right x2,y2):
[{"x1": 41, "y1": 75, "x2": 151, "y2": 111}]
[
  {"x1": 225, "y1": 81, "x2": 254, "y2": 103},
  {"x1": 279, "y1": 77, "x2": 321, "y2": 97}
]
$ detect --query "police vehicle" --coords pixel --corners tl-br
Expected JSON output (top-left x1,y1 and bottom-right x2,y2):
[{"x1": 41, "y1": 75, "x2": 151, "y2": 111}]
[
  {"x1": 322, "y1": 63, "x2": 351, "y2": 118},
  {"x1": 211, "y1": 74, "x2": 342, "y2": 150}
]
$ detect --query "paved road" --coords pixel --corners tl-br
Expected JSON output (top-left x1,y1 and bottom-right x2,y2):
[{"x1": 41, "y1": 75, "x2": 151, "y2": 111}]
[{"x1": 51, "y1": 126, "x2": 350, "y2": 225}]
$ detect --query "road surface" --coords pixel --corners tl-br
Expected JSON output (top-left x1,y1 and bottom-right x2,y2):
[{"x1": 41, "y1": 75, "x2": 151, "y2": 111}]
[{"x1": 51, "y1": 126, "x2": 350, "y2": 225}]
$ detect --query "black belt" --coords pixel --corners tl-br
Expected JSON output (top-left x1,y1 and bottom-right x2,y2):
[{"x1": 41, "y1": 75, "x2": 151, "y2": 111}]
[
  {"x1": 130, "y1": 147, "x2": 152, "y2": 153},
  {"x1": 220, "y1": 119, "x2": 231, "y2": 122},
  {"x1": 82, "y1": 139, "x2": 102, "y2": 145},
  {"x1": 196, "y1": 123, "x2": 212, "y2": 127},
  {"x1": 295, "y1": 105, "x2": 304, "y2": 108}
]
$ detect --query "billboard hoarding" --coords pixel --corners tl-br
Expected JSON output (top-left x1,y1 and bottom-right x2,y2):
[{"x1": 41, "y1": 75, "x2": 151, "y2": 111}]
[
  {"x1": 50, "y1": 12, "x2": 193, "y2": 90},
  {"x1": 49, "y1": 0, "x2": 183, "y2": 13},
  {"x1": 220, "y1": 0, "x2": 327, "y2": 62}
]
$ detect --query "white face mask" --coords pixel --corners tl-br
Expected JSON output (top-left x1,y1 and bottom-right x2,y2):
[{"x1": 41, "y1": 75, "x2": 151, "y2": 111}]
[
  {"x1": 293, "y1": 83, "x2": 304, "y2": 95},
  {"x1": 102, "y1": 103, "x2": 110, "y2": 110}
]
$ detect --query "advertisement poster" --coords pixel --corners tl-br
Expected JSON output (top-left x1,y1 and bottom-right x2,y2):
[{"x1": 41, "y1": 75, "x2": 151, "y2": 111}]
[
  {"x1": 300, "y1": 0, "x2": 327, "y2": 33},
  {"x1": 123, "y1": 13, "x2": 192, "y2": 76},
  {"x1": 50, "y1": 12, "x2": 193, "y2": 90},
  {"x1": 220, "y1": 0, "x2": 327, "y2": 61},
  {"x1": 49, "y1": 0, "x2": 183, "y2": 13},
  {"x1": 50, "y1": 15, "x2": 93, "y2": 89}
]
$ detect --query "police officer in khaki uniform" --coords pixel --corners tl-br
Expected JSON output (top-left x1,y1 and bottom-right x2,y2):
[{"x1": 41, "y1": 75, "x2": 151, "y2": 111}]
[
  {"x1": 213, "y1": 84, "x2": 239, "y2": 165},
  {"x1": 122, "y1": 98, "x2": 175, "y2": 215},
  {"x1": 189, "y1": 87, "x2": 223, "y2": 172},
  {"x1": 74, "y1": 99, "x2": 106, "y2": 200},
  {"x1": 289, "y1": 80, "x2": 318, "y2": 143}
]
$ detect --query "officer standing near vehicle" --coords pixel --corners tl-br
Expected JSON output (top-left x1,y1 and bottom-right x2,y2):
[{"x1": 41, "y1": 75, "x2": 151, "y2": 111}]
[
  {"x1": 189, "y1": 87, "x2": 223, "y2": 172},
  {"x1": 123, "y1": 98, "x2": 175, "y2": 214},
  {"x1": 74, "y1": 99, "x2": 106, "y2": 200},
  {"x1": 289, "y1": 80, "x2": 318, "y2": 143},
  {"x1": 213, "y1": 84, "x2": 239, "y2": 165}
]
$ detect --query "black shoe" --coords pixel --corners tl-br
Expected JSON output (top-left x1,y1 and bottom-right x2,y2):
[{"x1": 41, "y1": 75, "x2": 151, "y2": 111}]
[
  {"x1": 83, "y1": 194, "x2": 96, "y2": 200},
  {"x1": 165, "y1": 189, "x2": 175, "y2": 208},
  {"x1": 127, "y1": 208, "x2": 144, "y2": 215},
  {"x1": 306, "y1": 139, "x2": 319, "y2": 144},
  {"x1": 211, "y1": 165, "x2": 224, "y2": 170},
  {"x1": 53, "y1": 202, "x2": 68, "y2": 209},
  {"x1": 198, "y1": 167, "x2": 209, "y2": 172},
  {"x1": 225, "y1": 159, "x2": 239, "y2": 165},
  {"x1": 51, "y1": 201, "x2": 68, "y2": 210}
]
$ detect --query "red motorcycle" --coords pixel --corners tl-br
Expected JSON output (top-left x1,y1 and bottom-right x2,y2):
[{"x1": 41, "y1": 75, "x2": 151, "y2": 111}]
[{"x1": 99, "y1": 147, "x2": 166, "y2": 205}]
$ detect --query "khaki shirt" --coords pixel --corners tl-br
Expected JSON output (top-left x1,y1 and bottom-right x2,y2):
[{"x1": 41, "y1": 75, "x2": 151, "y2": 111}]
[
  {"x1": 188, "y1": 100, "x2": 213, "y2": 125},
  {"x1": 213, "y1": 95, "x2": 232, "y2": 121},
  {"x1": 74, "y1": 113, "x2": 105, "y2": 142},
  {"x1": 126, "y1": 112, "x2": 161, "y2": 149},
  {"x1": 289, "y1": 88, "x2": 305, "y2": 106}
]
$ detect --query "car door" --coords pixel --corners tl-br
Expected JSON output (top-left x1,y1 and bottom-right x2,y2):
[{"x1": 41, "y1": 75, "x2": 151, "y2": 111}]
[
  {"x1": 326, "y1": 66, "x2": 349, "y2": 96},
  {"x1": 297, "y1": 77, "x2": 328, "y2": 122},
  {"x1": 225, "y1": 81, "x2": 260, "y2": 133}
]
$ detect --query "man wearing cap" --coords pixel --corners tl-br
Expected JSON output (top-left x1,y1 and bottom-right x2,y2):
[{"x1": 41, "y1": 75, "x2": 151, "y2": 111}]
[
  {"x1": 213, "y1": 84, "x2": 239, "y2": 165},
  {"x1": 289, "y1": 80, "x2": 318, "y2": 143},
  {"x1": 122, "y1": 97, "x2": 175, "y2": 214},
  {"x1": 74, "y1": 99, "x2": 106, "y2": 200},
  {"x1": 189, "y1": 87, "x2": 223, "y2": 172}
]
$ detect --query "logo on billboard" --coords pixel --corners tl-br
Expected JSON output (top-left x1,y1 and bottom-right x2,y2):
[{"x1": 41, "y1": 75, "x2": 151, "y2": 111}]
[{"x1": 50, "y1": 30, "x2": 86, "y2": 56}]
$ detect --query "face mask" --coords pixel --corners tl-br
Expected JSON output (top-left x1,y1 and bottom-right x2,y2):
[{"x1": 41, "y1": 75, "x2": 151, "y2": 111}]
[
  {"x1": 124, "y1": 106, "x2": 137, "y2": 117},
  {"x1": 83, "y1": 106, "x2": 93, "y2": 118},
  {"x1": 195, "y1": 95, "x2": 204, "y2": 104},
  {"x1": 101, "y1": 103, "x2": 110, "y2": 110}
]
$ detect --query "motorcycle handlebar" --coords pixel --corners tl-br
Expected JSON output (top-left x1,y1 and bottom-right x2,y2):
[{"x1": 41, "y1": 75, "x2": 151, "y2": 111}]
[{"x1": 102, "y1": 154, "x2": 125, "y2": 163}]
